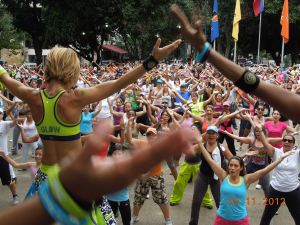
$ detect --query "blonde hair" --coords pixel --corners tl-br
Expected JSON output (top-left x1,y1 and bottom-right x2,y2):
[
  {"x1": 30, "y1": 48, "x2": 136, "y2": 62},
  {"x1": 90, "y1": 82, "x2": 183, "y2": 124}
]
[{"x1": 45, "y1": 47, "x2": 80, "y2": 85}]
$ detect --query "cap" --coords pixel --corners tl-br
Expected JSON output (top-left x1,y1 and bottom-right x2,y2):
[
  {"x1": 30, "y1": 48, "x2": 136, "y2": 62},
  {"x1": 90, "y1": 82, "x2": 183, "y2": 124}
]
[
  {"x1": 156, "y1": 79, "x2": 163, "y2": 84},
  {"x1": 223, "y1": 101, "x2": 230, "y2": 106},
  {"x1": 206, "y1": 125, "x2": 218, "y2": 133},
  {"x1": 180, "y1": 83, "x2": 188, "y2": 88},
  {"x1": 146, "y1": 127, "x2": 157, "y2": 135}
]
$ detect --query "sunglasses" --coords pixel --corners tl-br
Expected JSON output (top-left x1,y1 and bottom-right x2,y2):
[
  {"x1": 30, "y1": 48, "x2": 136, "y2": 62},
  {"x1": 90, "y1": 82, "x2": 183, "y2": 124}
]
[
  {"x1": 257, "y1": 108, "x2": 264, "y2": 111},
  {"x1": 282, "y1": 138, "x2": 294, "y2": 143}
]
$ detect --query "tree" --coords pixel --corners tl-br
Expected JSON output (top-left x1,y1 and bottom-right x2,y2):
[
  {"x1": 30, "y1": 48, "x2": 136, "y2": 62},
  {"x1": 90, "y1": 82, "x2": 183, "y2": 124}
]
[
  {"x1": 43, "y1": 0, "x2": 119, "y2": 63},
  {"x1": 2, "y1": 0, "x2": 46, "y2": 65},
  {"x1": 0, "y1": 9, "x2": 23, "y2": 50},
  {"x1": 114, "y1": 0, "x2": 197, "y2": 60}
]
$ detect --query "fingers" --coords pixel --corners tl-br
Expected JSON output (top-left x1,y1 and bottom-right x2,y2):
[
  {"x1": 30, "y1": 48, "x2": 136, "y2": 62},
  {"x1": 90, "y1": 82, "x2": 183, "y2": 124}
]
[
  {"x1": 161, "y1": 39, "x2": 182, "y2": 52},
  {"x1": 153, "y1": 38, "x2": 161, "y2": 51},
  {"x1": 170, "y1": 4, "x2": 191, "y2": 29},
  {"x1": 194, "y1": 20, "x2": 203, "y2": 34}
]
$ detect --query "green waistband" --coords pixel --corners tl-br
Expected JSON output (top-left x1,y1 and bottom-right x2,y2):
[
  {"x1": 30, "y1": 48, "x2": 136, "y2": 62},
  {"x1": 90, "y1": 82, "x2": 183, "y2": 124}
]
[{"x1": 40, "y1": 164, "x2": 57, "y2": 175}]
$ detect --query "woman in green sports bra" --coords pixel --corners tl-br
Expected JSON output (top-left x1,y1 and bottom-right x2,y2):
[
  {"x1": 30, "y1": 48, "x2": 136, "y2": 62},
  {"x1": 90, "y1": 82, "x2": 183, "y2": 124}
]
[{"x1": 0, "y1": 39, "x2": 181, "y2": 225}]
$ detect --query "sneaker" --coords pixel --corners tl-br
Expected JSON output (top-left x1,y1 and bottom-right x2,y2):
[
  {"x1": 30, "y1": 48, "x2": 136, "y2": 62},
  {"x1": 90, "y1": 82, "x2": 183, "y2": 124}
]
[
  {"x1": 203, "y1": 204, "x2": 213, "y2": 209},
  {"x1": 12, "y1": 195, "x2": 19, "y2": 205},
  {"x1": 165, "y1": 219, "x2": 173, "y2": 225},
  {"x1": 169, "y1": 202, "x2": 178, "y2": 206},
  {"x1": 146, "y1": 194, "x2": 150, "y2": 199},
  {"x1": 255, "y1": 184, "x2": 262, "y2": 190},
  {"x1": 130, "y1": 216, "x2": 139, "y2": 224}
]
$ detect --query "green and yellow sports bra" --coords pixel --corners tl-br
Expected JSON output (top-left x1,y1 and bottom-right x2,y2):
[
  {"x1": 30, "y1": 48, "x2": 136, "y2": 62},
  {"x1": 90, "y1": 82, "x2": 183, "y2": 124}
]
[{"x1": 36, "y1": 89, "x2": 81, "y2": 141}]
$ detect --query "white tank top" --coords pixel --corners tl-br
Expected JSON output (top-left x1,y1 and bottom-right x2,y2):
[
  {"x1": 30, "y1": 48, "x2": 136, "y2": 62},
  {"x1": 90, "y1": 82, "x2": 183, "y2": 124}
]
[{"x1": 23, "y1": 119, "x2": 37, "y2": 137}]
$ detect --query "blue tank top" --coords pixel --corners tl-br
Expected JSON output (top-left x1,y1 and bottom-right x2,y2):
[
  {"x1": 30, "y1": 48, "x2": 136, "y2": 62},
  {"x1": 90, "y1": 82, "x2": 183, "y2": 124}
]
[{"x1": 217, "y1": 176, "x2": 247, "y2": 221}]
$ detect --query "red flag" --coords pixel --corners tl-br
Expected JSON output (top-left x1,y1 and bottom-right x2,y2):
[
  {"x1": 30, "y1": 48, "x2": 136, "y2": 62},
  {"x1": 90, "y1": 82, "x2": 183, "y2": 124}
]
[
  {"x1": 253, "y1": 0, "x2": 264, "y2": 17},
  {"x1": 280, "y1": 0, "x2": 289, "y2": 43}
]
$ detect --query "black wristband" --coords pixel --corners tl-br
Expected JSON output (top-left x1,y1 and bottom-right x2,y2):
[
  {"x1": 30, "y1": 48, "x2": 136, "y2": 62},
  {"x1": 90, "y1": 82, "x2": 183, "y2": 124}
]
[
  {"x1": 142, "y1": 55, "x2": 159, "y2": 71},
  {"x1": 234, "y1": 70, "x2": 260, "y2": 93}
]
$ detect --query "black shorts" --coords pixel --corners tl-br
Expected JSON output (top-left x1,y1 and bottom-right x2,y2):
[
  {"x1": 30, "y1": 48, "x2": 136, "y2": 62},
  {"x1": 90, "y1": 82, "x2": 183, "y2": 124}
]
[{"x1": 0, "y1": 157, "x2": 12, "y2": 185}]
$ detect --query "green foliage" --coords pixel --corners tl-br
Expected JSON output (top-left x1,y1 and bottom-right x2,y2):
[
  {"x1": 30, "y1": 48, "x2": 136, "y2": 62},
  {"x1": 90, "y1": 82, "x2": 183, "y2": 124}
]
[
  {"x1": 2, "y1": 0, "x2": 46, "y2": 64},
  {"x1": 2, "y1": 0, "x2": 300, "y2": 64},
  {"x1": 0, "y1": 9, "x2": 23, "y2": 49},
  {"x1": 116, "y1": 0, "x2": 197, "y2": 59}
]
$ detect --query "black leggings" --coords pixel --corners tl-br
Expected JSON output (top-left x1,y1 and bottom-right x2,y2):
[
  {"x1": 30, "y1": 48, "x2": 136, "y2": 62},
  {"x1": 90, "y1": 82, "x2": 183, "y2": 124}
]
[
  {"x1": 218, "y1": 132, "x2": 236, "y2": 155},
  {"x1": 260, "y1": 186, "x2": 300, "y2": 225},
  {"x1": 108, "y1": 199, "x2": 131, "y2": 225}
]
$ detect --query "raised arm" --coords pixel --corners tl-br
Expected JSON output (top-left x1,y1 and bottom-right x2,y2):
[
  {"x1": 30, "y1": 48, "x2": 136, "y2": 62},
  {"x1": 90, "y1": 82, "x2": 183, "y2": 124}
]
[
  {"x1": 136, "y1": 104, "x2": 146, "y2": 117},
  {"x1": 125, "y1": 117, "x2": 135, "y2": 145},
  {"x1": 145, "y1": 101, "x2": 158, "y2": 124},
  {"x1": 217, "y1": 108, "x2": 246, "y2": 125},
  {"x1": 219, "y1": 130, "x2": 252, "y2": 145},
  {"x1": 0, "y1": 68, "x2": 36, "y2": 103},
  {"x1": 75, "y1": 39, "x2": 181, "y2": 107},
  {"x1": 286, "y1": 125, "x2": 296, "y2": 134},
  {"x1": 197, "y1": 140, "x2": 227, "y2": 181},
  {"x1": 107, "y1": 99, "x2": 124, "y2": 118},
  {"x1": 172, "y1": 89, "x2": 188, "y2": 104},
  {"x1": 0, "y1": 92, "x2": 14, "y2": 104},
  {"x1": 170, "y1": 5, "x2": 300, "y2": 124},
  {"x1": 257, "y1": 124, "x2": 275, "y2": 158},
  {"x1": 202, "y1": 92, "x2": 213, "y2": 107},
  {"x1": 185, "y1": 109, "x2": 203, "y2": 123},
  {"x1": 244, "y1": 150, "x2": 294, "y2": 186}
]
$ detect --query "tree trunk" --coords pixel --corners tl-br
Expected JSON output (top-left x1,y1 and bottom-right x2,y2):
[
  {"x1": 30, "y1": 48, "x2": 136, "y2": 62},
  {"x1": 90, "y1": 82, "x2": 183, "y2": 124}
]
[
  {"x1": 270, "y1": 51, "x2": 281, "y2": 66},
  {"x1": 33, "y1": 37, "x2": 43, "y2": 65},
  {"x1": 96, "y1": 40, "x2": 104, "y2": 64}
]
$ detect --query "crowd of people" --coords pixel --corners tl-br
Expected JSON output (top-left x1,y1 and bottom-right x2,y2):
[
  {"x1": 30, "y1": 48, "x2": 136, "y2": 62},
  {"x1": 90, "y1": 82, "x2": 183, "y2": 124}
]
[{"x1": 0, "y1": 4, "x2": 299, "y2": 225}]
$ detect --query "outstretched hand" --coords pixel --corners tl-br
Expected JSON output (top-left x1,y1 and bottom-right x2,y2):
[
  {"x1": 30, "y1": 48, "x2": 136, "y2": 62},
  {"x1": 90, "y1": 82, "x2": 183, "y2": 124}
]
[
  {"x1": 152, "y1": 38, "x2": 182, "y2": 61},
  {"x1": 59, "y1": 121, "x2": 196, "y2": 203},
  {"x1": 170, "y1": 4, "x2": 206, "y2": 52}
]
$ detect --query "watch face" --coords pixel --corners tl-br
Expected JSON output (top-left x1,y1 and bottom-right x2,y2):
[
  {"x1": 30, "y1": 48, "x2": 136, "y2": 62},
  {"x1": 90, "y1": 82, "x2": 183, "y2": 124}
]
[{"x1": 244, "y1": 72, "x2": 257, "y2": 85}]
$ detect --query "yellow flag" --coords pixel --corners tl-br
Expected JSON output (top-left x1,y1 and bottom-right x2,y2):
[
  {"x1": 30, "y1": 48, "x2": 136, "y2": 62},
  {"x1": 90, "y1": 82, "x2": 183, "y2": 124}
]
[{"x1": 232, "y1": 0, "x2": 241, "y2": 41}]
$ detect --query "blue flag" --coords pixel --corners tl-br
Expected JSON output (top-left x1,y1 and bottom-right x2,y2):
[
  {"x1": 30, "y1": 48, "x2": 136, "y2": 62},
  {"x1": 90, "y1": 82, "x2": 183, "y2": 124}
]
[{"x1": 211, "y1": 0, "x2": 219, "y2": 42}]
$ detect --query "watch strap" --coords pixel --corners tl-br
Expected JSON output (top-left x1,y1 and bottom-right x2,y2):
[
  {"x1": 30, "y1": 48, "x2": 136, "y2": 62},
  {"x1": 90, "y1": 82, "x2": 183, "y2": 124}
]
[{"x1": 143, "y1": 55, "x2": 158, "y2": 71}]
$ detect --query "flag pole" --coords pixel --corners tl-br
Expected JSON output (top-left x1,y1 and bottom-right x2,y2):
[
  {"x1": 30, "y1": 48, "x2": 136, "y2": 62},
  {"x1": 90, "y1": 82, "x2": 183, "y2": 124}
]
[
  {"x1": 234, "y1": 41, "x2": 237, "y2": 63},
  {"x1": 257, "y1": 13, "x2": 262, "y2": 64},
  {"x1": 281, "y1": 38, "x2": 285, "y2": 66},
  {"x1": 213, "y1": 40, "x2": 216, "y2": 50}
]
